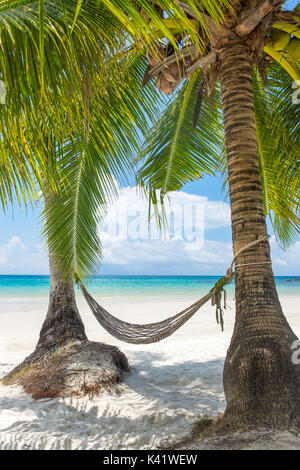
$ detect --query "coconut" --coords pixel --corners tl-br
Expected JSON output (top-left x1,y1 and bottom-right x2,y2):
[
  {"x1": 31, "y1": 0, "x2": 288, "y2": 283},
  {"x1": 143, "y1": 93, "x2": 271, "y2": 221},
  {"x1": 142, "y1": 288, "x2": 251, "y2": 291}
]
[
  {"x1": 156, "y1": 75, "x2": 173, "y2": 95},
  {"x1": 163, "y1": 62, "x2": 182, "y2": 83}
]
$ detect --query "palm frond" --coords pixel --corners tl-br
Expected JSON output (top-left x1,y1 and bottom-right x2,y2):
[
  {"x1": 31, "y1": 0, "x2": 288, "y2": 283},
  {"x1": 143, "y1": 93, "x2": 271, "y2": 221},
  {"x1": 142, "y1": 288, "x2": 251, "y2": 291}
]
[
  {"x1": 136, "y1": 71, "x2": 223, "y2": 226},
  {"x1": 42, "y1": 135, "x2": 113, "y2": 278},
  {"x1": 42, "y1": 50, "x2": 163, "y2": 278},
  {"x1": 97, "y1": 0, "x2": 232, "y2": 52},
  {"x1": 0, "y1": 0, "x2": 125, "y2": 209},
  {"x1": 253, "y1": 63, "x2": 300, "y2": 249}
]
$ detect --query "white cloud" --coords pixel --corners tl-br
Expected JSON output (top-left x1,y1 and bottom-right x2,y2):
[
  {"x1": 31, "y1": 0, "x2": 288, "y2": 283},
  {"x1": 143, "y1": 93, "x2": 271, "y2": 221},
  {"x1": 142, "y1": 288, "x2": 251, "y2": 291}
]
[
  {"x1": 270, "y1": 238, "x2": 300, "y2": 275},
  {"x1": 100, "y1": 236, "x2": 233, "y2": 275},
  {"x1": 0, "y1": 236, "x2": 48, "y2": 274},
  {"x1": 98, "y1": 187, "x2": 299, "y2": 276},
  {"x1": 273, "y1": 258, "x2": 288, "y2": 267},
  {"x1": 99, "y1": 186, "x2": 232, "y2": 275},
  {"x1": 0, "y1": 188, "x2": 299, "y2": 276},
  {"x1": 100, "y1": 186, "x2": 230, "y2": 241}
]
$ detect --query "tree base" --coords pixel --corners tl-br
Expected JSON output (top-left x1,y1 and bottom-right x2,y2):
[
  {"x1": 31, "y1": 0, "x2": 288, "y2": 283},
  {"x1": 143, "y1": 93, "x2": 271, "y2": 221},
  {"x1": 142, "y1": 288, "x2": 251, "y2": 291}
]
[
  {"x1": 2, "y1": 340, "x2": 130, "y2": 399},
  {"x1": 223, "y1": 337, "x2": 300, "y2": 428},
  {"x1": 169, "y1": 412, "x2": 300, "y2": 450},
  {"x1": 175, "y1": 422, "x2": 300, "y2": 450}
]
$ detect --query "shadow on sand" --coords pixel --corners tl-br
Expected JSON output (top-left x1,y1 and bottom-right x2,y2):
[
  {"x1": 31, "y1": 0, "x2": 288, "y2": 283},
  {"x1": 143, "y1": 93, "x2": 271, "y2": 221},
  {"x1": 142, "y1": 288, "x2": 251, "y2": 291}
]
[{"x1": 0, "y1": 353, "x2": 226, "y2": 450}]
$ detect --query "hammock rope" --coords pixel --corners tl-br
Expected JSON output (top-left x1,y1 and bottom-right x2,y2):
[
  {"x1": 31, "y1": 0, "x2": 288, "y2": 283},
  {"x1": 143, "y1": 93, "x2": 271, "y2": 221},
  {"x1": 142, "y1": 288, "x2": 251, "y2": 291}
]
[{"x1": 76, "y1": 235, "x2": 269, "y2": 344}]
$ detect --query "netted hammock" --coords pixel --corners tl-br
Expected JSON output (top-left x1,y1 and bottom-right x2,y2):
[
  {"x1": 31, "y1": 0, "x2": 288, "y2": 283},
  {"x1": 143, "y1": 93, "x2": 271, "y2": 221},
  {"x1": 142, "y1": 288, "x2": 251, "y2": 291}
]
[{"x1": 76, "y1": 236, "x2": 268, "y2": 345}]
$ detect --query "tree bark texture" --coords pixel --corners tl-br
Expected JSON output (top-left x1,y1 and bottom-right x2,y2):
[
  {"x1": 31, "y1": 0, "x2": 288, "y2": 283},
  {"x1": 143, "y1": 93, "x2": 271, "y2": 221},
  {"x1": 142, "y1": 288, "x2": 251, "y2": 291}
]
[{"x1": 219, "y1": 42, "x2": 300, "y2": 426}]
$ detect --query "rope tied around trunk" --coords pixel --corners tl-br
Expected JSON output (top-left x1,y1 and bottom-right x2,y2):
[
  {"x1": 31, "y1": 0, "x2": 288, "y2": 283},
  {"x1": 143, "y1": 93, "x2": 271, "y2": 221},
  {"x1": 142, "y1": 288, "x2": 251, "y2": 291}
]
[{"x1": 75, "y1": 235, "x2": 269, "y2": 344}]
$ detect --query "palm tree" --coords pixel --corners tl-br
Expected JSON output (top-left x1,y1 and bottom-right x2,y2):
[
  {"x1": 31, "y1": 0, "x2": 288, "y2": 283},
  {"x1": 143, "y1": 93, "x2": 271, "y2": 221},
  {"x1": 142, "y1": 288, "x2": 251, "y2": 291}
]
[
  {"x1": 95, "y1": 1, "x2": 300, "y2": 426},
  {"x1": 0, "y1": 1, "x2": 160, "y2": 397}
]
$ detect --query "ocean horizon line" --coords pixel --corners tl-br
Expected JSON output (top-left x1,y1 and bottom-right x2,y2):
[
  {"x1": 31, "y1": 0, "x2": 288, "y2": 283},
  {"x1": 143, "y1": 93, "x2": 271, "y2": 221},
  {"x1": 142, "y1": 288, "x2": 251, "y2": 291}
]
[
  {"x1": 0, "y1": 274, "x2": 299, "y2": 300},
  {"x1": 0, "y1": 274, "x2": 299, "y2": 278}
]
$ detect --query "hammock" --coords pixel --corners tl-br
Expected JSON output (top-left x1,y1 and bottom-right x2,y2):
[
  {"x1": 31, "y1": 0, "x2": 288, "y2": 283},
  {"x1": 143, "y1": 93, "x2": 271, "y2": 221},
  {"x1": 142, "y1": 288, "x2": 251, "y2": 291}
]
[{"x1": 77, "y1": 236, "x2": 268, "y2": 345}]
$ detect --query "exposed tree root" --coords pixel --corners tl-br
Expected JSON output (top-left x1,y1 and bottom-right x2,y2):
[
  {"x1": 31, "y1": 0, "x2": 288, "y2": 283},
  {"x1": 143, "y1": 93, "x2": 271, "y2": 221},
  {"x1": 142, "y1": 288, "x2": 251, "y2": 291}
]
[
  {"x1": 175, "y1": 426, "x2": 300, "y2": 450},
  {"x1": 159, "y1": 412, "x2": 300, "y2": 450},
  {"x1": 2, "y1": 340, "x2": 130, "y2": 399}
]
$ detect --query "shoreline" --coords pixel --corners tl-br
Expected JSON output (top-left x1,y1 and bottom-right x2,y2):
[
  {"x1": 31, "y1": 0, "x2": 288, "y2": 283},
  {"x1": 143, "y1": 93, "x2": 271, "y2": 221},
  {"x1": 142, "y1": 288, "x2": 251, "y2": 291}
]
[
  {"x1": 0, "y1": 275, "x2": 299, "y2": 301},
  {"x1": 0, "y1": 292, "x2": 300, "y2": 301}
]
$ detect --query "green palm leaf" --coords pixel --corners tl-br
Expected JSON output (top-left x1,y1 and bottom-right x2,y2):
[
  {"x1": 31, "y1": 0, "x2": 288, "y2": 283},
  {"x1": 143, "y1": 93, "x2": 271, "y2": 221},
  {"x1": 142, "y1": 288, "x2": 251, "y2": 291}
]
[
  {"x1": 96, "y1": 0, "x2": 232, "y2": 52},
  {"x1": 253, "y1": 64, "x2": 300, "y2": 249},
  {"x1": 0, "y1": 0, "x2": 125, "y2": 209},
  {"x1": 42, "y1": 51, "x2": 163, "y2": 278},
  {"x1": 136, "y1": 71, "x2": 223, "y2": 224}
]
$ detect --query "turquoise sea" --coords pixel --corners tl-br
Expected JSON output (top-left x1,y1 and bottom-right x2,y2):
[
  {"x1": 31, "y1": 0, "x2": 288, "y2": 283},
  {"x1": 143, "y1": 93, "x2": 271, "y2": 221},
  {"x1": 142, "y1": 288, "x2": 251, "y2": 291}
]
[{"x1": 0, "y1": 275, "x2": 299, "y2": 299}]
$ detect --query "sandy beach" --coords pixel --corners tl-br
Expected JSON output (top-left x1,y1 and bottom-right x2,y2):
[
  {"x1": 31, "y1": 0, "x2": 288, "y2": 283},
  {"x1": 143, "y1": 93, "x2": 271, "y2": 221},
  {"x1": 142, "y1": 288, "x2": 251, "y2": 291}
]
[{"x1": 0, "y1": 294, "x2": 299, "y2": 450}]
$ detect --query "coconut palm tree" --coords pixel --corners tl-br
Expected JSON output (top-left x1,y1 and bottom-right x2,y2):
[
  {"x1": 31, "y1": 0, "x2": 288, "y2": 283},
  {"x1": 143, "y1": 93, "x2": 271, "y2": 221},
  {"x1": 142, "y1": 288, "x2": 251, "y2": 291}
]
[
  {"x1": 94, "y1": 0, "x2": 300, "y2": 426},
  {"x1": 0, "y1": 0, "x2": 160, "y2": 397}
]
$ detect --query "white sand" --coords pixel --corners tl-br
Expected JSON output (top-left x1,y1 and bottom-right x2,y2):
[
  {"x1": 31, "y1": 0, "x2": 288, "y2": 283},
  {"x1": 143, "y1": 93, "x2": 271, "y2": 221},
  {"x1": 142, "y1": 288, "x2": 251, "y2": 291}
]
[{"x1": 0, "y1": 295, "x2": 299, "y2": 450}]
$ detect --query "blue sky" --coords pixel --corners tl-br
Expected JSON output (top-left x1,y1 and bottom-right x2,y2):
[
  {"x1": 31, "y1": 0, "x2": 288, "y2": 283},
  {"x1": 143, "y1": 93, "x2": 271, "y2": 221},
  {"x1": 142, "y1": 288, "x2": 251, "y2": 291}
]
[{"x1": 0, "y1": 0, "x2": 299, "y2": 276}]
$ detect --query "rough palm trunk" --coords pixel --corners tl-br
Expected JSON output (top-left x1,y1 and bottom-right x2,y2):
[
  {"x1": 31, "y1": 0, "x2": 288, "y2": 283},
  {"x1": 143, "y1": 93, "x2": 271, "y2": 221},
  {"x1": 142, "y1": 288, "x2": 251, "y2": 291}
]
[
  {"x1": 219, "y1": 42, "x2": 300, "y2": 426},
  {"x1": 2, "y1": 219, "x2": 129, "y2": 399},
  {"x1": 35, "y1": 258, "x2": 87, "y2": 354}
]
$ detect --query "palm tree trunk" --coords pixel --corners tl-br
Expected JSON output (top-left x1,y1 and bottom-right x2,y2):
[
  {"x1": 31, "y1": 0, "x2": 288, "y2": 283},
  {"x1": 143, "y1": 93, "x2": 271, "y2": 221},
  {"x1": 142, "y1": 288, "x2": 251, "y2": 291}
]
[
  {"x1": 219, "y1": 42, "x2": 300, "y2": 426},
  {"x1": 35, "y1": 184, "x2": 87, "y2": 353},
  {"x1": 35, "y1": 255, "x2": 87, "y2": 355},
  {"x1": 2, "y1": 194, "x2": 129, "y2": 399}
]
